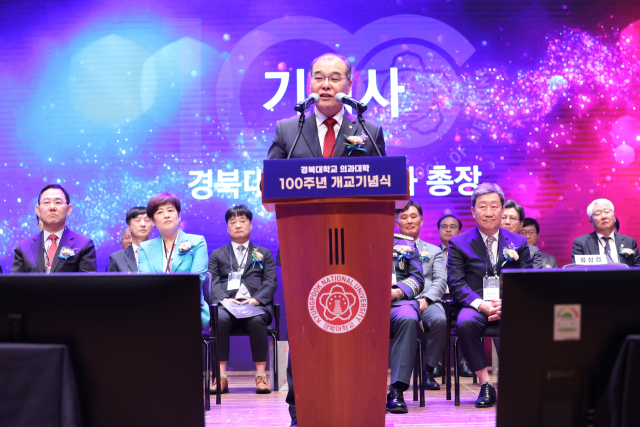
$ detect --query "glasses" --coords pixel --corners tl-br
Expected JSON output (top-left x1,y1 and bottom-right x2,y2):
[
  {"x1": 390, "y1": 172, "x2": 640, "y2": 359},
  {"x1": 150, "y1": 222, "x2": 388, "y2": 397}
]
[
  {"x1": 519, "y1": 230, "x2": 537, "y2": 237},
  {"x1": 40, "y1": 199, "x2": 66, "y2": 207},
  {"x1": 592, "y1": 209, "x2": 612, "y2": 218},
  {"x1": 439, "y1": 224, "x2": 459, "y2": 231},
  {"x1": 312, "y1": 75, "x2": 348, "y2": 84},
  {"x1": 501, "y1": 215, "x2": 520, "y2": 222}
]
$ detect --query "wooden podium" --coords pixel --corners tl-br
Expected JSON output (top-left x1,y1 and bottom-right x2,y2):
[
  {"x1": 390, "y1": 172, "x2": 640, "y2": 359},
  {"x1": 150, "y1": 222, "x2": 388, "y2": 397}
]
[{"x1": 263, "y1": 156, "x2": 409, "y2": 427}]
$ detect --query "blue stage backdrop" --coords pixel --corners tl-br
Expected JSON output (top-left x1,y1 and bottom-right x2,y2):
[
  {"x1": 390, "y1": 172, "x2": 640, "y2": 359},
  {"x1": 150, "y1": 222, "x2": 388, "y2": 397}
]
[{"x1": 1, "y1": 0, "x2": 640, "y2": 367}]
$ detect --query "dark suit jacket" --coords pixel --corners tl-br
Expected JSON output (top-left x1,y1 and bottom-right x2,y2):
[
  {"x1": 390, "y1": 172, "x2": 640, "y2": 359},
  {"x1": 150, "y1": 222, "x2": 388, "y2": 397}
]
[
  {"x1": 267, "y1": 109, "x2": 386, "y2": 159},
  {"x1": 571, "y1": 232, "x2": 640, "y2": 266},
  {"x1": 540, "y1": 251, "x2": 558, "y2": 268},
  {"x1": 106, "y1": 245, "x2": 138, "y2": 272},
  {"x1": 208, "y1": 242, "x2": 278, "y2": 308},
  {"x1": 448, "y1": 227, "x2": 533, "y2": 307},
  {"x1": 392, "y1": 240, "x2": 425, "y2": 314},
  {"x1": 11, "y1": 227, "x2": 97, "y2": 273}
]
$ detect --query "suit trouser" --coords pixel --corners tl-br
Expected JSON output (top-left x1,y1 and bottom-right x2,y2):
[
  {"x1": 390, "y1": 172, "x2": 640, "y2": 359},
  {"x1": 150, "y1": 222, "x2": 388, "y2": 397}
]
[
  {"x1": 419, "y1": 304, "x2": 448, "y2": 369},
  {"x1": 217, "y1": 306, "x2": 271, "y2": 362},
  {"x1": 389, "y1": 302, "x2": 420, "y2": 391},
  {"x1": 286, "y1": 353, "x2": 296, "y2": 424},
  {"x1": 455, "y1": 307, "x2": 500, "y2": 373}
]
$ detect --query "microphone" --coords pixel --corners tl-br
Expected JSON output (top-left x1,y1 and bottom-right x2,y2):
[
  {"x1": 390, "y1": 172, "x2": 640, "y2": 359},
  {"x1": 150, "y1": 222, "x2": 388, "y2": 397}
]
[
  {"x1": 336, "y1": 93, "x2": 368, "y2": 113},
  {"x1": 294, "y1": 93, "x2": 320, "y2": 113}
]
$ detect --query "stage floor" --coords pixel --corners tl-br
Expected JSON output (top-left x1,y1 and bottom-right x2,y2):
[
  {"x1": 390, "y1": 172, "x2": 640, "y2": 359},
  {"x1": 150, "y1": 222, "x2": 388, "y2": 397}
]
[{"x1": 205, "y1": 371, "x2": 498, "y2": 426}]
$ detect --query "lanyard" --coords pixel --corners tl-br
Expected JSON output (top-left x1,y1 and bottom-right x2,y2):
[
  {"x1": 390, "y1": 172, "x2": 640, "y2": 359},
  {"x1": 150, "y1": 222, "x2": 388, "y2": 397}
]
[
  {"x1": 229, "y1": 244, "x2": 248, "y2": 273},
  {"x1": 163, "y1": 239, "x2": 176, "y2": 273}
]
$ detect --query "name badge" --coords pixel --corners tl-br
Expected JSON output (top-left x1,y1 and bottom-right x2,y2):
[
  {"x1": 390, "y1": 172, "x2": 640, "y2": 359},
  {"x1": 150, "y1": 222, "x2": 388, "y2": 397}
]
[
  {"x1": 482, "y1": 276, "x2": 500, "y2": 301},
  {"x1": 227, "y1": 271, "x2": 242, "y2": 290}
]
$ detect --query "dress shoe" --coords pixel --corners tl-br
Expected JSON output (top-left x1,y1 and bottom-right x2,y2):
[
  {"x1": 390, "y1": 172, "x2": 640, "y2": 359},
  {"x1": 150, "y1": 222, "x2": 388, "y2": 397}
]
[
  {"x1": 458, "y1": 362, "x2": 474, "y2": 377},
  {"x1": 210, "y1": 376, "x2": 229, "y2": 394},
  {"x1": 386, "y1": 388, "x2": 408, "y2": 414},
  {"x1": 475, "y1": 383, "x2": 497, "y2": 408},
  {"x1": 423, "y1": 371, "x2": 441, "y2": 390},
  {"x1": 255, "y1": 375, "x2": 272, "y2": 394},
  {"x1": 432, "y1": 362, "x2": 443, "y2": 377}
]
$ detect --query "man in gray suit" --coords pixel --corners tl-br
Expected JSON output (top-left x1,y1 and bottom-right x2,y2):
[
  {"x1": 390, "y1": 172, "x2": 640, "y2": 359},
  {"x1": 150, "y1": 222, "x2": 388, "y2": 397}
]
[
  {"x1": 106, "y1": 207, "x2": 153, "y2": 272},
  {"x1": 396, "y1": 201, "x2": 448, "y2": 390},
  {"x1": 501, "y1": 200, "x2": 544, "y2": 269},
  {"x1": 521, "y1": 218, "x2": 557, "y2": 268}
]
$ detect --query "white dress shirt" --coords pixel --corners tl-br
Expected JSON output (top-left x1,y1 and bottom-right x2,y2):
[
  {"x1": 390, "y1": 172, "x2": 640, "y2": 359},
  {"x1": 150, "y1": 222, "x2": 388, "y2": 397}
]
[
  {"x1": 161, "y1": 238, "x2": 177, "y2": 273},
  {"x1": 471, "y1": 229, "x2": 500, "y2": 311},
  {"x1": 43, "y1": 227, "x2": 65, "y2": 273},
  {"x1": 231, "y1": 240, "x2": 251, "y2": 300},
  {"x1": 596, "y1": 231, "x2": 619, "y2": 263},
  {"x1": 132, "y1": 242, "x2": 140, "y2": 265},
  {"x1": 315, "y1": 107, "x2": 345, "y2": 156}
]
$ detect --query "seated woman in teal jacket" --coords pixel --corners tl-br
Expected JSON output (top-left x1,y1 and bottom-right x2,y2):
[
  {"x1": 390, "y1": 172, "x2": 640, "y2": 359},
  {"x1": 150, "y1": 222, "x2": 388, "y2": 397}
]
[{"x1": 138, "y1": 192, "x2": 210, "y2": 331}]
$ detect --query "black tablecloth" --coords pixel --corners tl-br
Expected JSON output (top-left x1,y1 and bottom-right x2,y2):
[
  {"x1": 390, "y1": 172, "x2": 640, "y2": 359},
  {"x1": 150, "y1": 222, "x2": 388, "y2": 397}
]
[
  {"x1": 596, "y1": 335, "x2": 640, "y2": 427},
  {"x1": 0, "y1": 343, "x2": 81, "y2": 427}
]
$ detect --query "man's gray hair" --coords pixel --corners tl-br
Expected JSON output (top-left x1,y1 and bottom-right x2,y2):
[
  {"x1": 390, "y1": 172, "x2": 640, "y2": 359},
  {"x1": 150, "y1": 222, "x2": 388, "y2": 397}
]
[
  {"x1": 119, "y1": 227, "x2": 131, "y2": 243},
  {"x1": 471, "y1": 182, "x2": 505, "y2": 207},
  {"x1": 586, "y1": 198, "x2": 615, "y2": 219},
  {"x1": 309, "y1": 53, "x2": 352, "y2": 81}
]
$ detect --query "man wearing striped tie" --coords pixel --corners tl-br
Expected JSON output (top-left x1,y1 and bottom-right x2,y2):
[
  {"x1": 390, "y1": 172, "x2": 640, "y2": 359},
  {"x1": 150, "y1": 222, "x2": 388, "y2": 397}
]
[
  {"x1": 447, "y1": 182, "x2": 533, "y2": 408},
  {"x1": 11, "y1": 184, "x2": 97, "y2": 273}
]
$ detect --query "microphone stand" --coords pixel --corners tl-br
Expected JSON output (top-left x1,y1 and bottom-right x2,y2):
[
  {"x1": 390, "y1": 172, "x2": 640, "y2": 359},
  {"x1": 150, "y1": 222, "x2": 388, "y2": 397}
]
[
  {"x1": 357, "y1": 111, "x2": 382, "y2": 157},
  {"x1": 287, "y1": 112, "x2": 306, "y2": 159}
]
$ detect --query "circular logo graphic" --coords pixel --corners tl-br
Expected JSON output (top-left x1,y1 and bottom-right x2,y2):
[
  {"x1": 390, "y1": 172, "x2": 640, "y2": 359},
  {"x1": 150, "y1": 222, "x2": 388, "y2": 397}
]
[{"x1": 308, "y1": 274, "x2": 367, "y2": 334}]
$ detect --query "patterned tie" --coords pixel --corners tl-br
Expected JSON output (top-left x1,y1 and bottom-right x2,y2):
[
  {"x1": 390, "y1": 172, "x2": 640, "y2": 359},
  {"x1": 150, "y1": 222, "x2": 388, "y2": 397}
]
[
  {"x1": 485, "y1": 236, "x2": 497, "y2": 271},
  {"x1": 323, "y1": 117, "x2": 337, "y2": 158},
  {"x1": 237, "y1": 245, "x2": 245, "y2": 269},
  {"x1": 46, "y1": 234, "x2": 58, "y2": 269},
  {"x1": 602, "y1": 237, "x2": 614, "y2": 263}
]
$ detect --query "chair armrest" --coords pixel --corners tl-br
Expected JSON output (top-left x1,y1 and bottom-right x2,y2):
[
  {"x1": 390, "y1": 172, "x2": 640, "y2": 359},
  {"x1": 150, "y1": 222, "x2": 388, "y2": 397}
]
[
  {"x1": 211, "y1": 303, "x2": 219, "y2": 337},
  {"x1": 273, "y1": 304, "x2": 280, "y2": 341}
]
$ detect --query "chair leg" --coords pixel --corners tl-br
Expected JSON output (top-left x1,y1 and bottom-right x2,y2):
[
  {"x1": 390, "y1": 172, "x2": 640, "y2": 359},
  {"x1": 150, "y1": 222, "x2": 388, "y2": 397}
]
[
  {"x1": 412, "y1": 349, "x2": 418, "y2": 402},
  {"x1": 204, "y1": 341, "x2": 211, "y2": 411},
  {"x1": 214, "y1": 339, "x2": 221, "y2": 405},
  {"x1": 446, "y1": 335, "x2": 451, "y2": 401},
  {"x1": 273, "y1": 333, "x2": 278, "y2": 391},
  {"x1": 418, "y1": 339, "x2": 425, "y2": 408},
  {"x1": 441, "y1": 348, "x2": 447, "y2": 386},
  {"x1": 473, "y1": 338, "x2": 481, "y2": 384},
  {"x1": 454, "y1": 337, "x2": 460, "y2": 406}
]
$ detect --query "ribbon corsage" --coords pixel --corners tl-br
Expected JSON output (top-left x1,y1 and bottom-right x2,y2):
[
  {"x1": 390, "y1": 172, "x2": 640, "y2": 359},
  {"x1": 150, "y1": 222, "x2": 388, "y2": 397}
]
[
  {"x1": 620, "y1": 245, "x2": 635, "y2": 257},
  {"x1": 394, "y1": 245, "x2": 414, "y2": 270},
  {"x1": 251, "y1": 248, "x2": 264, "y2": 269},
  {"x1": 343, "y1": 133, "x2": 368, "y2": 155},
  {"x1": 420, "y1": 251, "x2": 431, "y2": 262},
  {"x1": 178, "y1": 241, "x2": 194, "y2": 256},
  {"x1": 502, "y1": 242, "x2": 519, "y2": 266},
  {"x1": 58, "y1": 247, "x2": 76, "y2": 262}
]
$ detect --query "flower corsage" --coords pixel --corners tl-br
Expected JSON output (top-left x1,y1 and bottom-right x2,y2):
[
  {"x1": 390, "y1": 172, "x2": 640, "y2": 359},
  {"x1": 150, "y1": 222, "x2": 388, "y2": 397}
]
[
  {"x1": 420, "y1": 251, "x2": 431, "y2": 262},
  {"x1": 394, "y1": 245, "x2": 414, "y2": 270},
  {"x1": 251, "y1": 248, "x2": 264, "y2": 269},
  {"x1": 343, "y1": 133, "x2": 368, "y2": 155},
  {"x1": 502, "y1": 243, "x2": 519, "y2": 266},
  {"x1": 58, "y1": 247, "x2": 76, "y2": 262},
  {"x1": 177, "y1": 241, "x2": 194, "y2": 256},
  {"x1": 620, "y1": 245, "x2": 635, "y2": 258}
]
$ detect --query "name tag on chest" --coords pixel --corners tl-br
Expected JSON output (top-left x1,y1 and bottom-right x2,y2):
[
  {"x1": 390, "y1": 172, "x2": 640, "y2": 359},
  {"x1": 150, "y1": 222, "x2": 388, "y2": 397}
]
[
  {"x1": 483, "y1": 276, "x2": 500, "y2": 301},
  {"x1": 228, "y1": 271, "x2": 242, "y2": 290}
]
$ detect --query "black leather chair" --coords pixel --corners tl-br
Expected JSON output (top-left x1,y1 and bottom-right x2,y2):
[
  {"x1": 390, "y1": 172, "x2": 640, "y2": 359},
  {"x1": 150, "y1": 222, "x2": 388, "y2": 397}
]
[{"x1": 202, "y1": 272, "x2": 280, "y2": 409}]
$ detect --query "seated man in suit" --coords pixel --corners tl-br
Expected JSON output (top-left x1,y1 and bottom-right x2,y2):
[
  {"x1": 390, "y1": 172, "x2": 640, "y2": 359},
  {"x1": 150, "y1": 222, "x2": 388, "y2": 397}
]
[
  {"x1": 395, "y1": 201, "x2": 447, "y2": 391},
  {"x1": 571, "y1": 198, "x2": 640, "y2": 266},
  {"x1": 119, "y1": 227, "x2": 133, "y2": 249},
  {"x1": 448, "y1": 183, "x2": 533, "y2": 407},
  {"x1": 107, "y1": 206, "x2": 153, "y2": 272},
  {"x1": 12, "y1": 184, "x2": 97, "y2": 273},
  {"x1": 500, "y1": 200, "x2": 544, "y2": 269},
  {"x1": 521, "y1": 218, "x2": 557, "y2": 268},
  {"x1": 387, "y1": 234, "x2": 425, "y2": 413},
  {"x1": 208, "y1": 205, "x2": 277, "y2": 395}
]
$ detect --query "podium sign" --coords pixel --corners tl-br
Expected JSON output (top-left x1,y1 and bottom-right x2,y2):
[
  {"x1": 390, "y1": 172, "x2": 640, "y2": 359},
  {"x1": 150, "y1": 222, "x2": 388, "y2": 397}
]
[{"x1": 264, "y1": 156, "x2": 409, "y2": 427}]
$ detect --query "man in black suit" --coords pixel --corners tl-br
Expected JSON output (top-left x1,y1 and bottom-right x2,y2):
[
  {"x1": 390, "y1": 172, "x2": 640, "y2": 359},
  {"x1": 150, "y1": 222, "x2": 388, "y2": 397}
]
[
  {"x1": 208, "y1": 205, "x2": 277, "y2": 395},
  {"x1": 501, "y1": 200, "x2": 544, "y2": 269},
  {"x1": 267, "y1": 53, "x2": 386, "y2": 160},
  {"x1": 571, "y1": 198, "x2": 640, "y2": 266},
  {"x1": 521, "y1": 218, "x2": 557, "y2": 268},
  {"x1": 107, "y1": 207, "x2": 153, "y2": 272},
  {"x1": 11, "y1": 184, "x2": 97, "y2": 273},
  {"x1": 448, "y1": 183, "x2": 533, "y2": 407},
  {"x1": 270, "y1": 53, "x2": 388, "y2": 425}
]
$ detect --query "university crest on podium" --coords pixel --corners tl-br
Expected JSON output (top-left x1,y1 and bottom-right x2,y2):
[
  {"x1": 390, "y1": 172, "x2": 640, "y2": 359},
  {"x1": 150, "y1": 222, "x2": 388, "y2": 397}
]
[{"x1": 308, "y1": 274, "x2": 367, "y2": 334}]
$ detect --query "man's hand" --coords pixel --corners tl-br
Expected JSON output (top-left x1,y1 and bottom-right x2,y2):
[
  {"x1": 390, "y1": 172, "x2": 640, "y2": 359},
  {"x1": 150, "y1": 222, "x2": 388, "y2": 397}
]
[
  {"x1": 391, "y1": 288, "x2": 404, "y2": 301},
  {"x1": 241, "y1": 298, "x2": 260, "y2": 307},
  {"x1": 418, "y1": 298, "x2": 429, "y2": 313},
  {"x1": 223, "y1": 298, "x2": 242, "y2": 305},
  {"x1": 479, "y1": 299, "x2": 502, "y2": 321},
  {"x1": 545, "y1": 264, "x2": 552, "y2": 269}
]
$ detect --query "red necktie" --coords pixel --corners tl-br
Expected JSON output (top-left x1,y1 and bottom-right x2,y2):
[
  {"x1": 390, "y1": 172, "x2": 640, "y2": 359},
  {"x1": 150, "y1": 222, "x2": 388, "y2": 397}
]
[
  {"x1": 47, "y1": 235, "x2": 58, "y2": 269},
  {"x1": 323, "y1": 118, "x2": 337, "y2": 158}
]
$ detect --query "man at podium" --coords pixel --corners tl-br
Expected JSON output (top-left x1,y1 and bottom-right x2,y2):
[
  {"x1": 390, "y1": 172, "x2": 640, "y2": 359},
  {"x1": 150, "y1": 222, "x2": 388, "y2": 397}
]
[{"x1": 268, "y1": 53, "x2": 388, "y2": 426}]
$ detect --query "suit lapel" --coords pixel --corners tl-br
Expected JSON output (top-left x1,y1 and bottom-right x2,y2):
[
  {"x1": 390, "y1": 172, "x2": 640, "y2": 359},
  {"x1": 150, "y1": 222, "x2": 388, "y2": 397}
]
[
  {"x1": 470, "y1": 228, "x2": 491, "y2": 273},
  {"x1": 31, "y1": 232, "x2": 46, "y2": 273},
  {"x1": 151, "y1": 238, "x2": 164, "y2": 273},
  {"x1": 228, "y1": 243, "x2": 239, "y2": 271},
  {"x1": 300, "y1": 112, "x2": 320, "y2": 157},
  {"x1": 587, "y1": 232, "x2": 600, "y2": 255},
  {"x1": 615, "y1": 234, "x2": 630, "y2": 266},
  {"x1": 51, "y1": 228, "x2": 74, "y2": 273},
  {"x1": 171, "y1": 230, "x2": 188, "y2": 272},
  {"x1": 125, "y1": 245, "x2": 137, "y2": 272},
  {"x1": 243, "y1": 242, "x2": 255, "y2": 275},
  {"x1": 333, "y1": 112, "x2": 359, "y2": 158},
  {"x1": 496, "y1": 230, "x2": 508, "y2": 274}
]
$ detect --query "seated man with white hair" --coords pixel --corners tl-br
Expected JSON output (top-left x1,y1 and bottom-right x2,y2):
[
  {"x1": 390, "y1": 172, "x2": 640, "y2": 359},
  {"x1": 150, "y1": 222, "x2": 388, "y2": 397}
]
[{"x1": 571, "y1": 199, "x2": 640, "y2": 266}]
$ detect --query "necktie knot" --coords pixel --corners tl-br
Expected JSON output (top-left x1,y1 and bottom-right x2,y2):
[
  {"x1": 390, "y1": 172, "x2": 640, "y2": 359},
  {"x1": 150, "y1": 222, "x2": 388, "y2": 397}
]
[
  {"x1": 238, "y1": 245, "x2": 245, "y2": 253},
  {"x1": 48, "y1": 235, "x2": 58, "y2": 242},
  {"x1": 324, "y1": 118, "x2": 337, "y2": 128}
]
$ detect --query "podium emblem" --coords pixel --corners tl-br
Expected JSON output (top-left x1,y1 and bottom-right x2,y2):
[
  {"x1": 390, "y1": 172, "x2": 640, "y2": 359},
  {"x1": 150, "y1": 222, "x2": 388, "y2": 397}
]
[{"x1": 308, "y1": 274, "x2": 367, "y2": 334}]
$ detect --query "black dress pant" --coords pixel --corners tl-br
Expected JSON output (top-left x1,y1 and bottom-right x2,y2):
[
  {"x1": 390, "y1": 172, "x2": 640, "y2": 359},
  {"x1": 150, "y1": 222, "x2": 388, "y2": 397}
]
[
  {"x1": 455, "y1": 307, "x2": 500, "y2": 373},
  {"x1": 217, "y1": 304, "x2": 272, "y2": 362}
]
